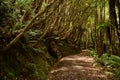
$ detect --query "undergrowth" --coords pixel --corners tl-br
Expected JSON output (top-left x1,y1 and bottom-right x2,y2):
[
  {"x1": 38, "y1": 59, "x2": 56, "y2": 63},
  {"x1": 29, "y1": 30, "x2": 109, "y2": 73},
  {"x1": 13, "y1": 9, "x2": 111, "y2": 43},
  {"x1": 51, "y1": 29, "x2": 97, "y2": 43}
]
[
  {"x1": 89, "y1": 49, "x2": 120, "y2": 78},
  {"x1": 0, "y1": 43, "x2": 54, "y2": 80}
]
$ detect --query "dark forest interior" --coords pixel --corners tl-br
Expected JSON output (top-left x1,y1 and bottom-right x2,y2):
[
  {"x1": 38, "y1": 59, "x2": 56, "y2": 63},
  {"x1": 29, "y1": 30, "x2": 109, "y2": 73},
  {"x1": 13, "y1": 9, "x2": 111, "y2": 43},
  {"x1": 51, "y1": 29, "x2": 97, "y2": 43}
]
[{"x1": 0, "y1": 0, "x2": 120, "y2": 80}]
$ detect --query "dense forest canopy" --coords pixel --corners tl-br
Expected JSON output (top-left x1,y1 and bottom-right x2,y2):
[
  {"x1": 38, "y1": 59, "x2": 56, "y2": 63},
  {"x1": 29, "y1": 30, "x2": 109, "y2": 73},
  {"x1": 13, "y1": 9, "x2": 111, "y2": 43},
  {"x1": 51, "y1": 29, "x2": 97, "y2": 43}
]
[{"x1": 0, "y1": 0, "x2": 120, "y2": 79}]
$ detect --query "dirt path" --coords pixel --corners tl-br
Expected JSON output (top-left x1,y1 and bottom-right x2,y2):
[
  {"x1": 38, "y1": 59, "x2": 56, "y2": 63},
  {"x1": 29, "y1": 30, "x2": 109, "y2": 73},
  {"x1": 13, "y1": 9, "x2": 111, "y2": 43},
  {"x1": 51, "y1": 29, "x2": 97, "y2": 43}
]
[{"x1": 47, "y1": 50, "x2": 112, "y2": 80}]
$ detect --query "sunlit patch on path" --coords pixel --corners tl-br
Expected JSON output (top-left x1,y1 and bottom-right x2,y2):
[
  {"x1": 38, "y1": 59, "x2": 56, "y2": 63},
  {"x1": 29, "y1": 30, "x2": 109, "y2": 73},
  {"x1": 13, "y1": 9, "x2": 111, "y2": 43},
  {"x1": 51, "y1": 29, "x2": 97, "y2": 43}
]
[{"x1": 47, "y1": 50, "x2": 109, "y2": 80}]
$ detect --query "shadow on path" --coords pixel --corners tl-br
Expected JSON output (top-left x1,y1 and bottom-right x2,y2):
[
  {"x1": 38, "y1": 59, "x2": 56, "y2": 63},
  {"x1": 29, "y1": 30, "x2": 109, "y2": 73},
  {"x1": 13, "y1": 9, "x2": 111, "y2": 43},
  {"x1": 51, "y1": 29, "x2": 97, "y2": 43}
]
[{"x1": 47, "y1": 50, "x2": 110, "y2": 80}]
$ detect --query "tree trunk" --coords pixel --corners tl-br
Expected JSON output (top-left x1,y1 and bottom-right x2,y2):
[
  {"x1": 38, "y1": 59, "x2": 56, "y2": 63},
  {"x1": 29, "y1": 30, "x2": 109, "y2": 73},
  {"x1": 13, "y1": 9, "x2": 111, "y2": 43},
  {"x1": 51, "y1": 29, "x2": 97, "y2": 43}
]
[
  {"x1": 109, "y1": 0, "x2": 119, "y2": 55},
  {"x1": 116, "y1": 0, "x2": 120, "y2": 47}
]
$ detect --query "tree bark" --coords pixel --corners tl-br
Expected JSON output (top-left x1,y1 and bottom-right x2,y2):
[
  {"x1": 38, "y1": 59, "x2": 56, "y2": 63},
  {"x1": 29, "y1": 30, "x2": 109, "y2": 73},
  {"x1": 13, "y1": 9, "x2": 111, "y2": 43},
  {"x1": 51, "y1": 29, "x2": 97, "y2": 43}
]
[
  {"x1": 116, "y1": 0, "x2": 120, "y2": 47},
  {"x1": 109, "y1": 0, "x2": 119, "y2": 55}
]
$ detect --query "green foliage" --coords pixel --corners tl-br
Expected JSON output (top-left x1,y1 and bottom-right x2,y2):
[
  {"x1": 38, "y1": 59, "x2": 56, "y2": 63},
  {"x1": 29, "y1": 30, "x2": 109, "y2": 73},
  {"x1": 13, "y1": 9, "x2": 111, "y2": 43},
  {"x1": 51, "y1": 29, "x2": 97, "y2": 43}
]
[
  {"x1": 14, "y1": 22, "x2": 21, "y2": 30},
  {"x1": 100, "y1": 53, "x2": 110, "y2": 66},
  {"x1": 90, "y1": 50, "x2": 120, "y2": 77},
  {"x1": 99, "y1": 54, "x2": 120, "y2": 67},
  {"x1": 110, "y1": 55, "x2": 120, "y2": 66},
  {"x1": 90, "y1": 51, "x2": 120, "y2": 67},
  {"x1": 116, "y1": 68, "x2": 120, "y2": 77},
  {"x1": 0, "y1": 1, "x2": 12, "y2": 13},
  {"x1": 104, "y1": 71, "x2": 115, "y2": 77},
  {"x1": 29, "y1": 30, "x2": 38, "y2": 37},
  {"x1": 0, "y1": 0, "x2": 16, "y2": 27},
  {"x1": 96, "y1": 22, "x2": 110, "y2": 32},
  {"x1": 4, "y1": 72, "x2": 15, "y2": 80},
  {"x1": 15, "y1": 0, "x2": 32, "y2": 10},
  {"x1": 89, "y1": 49, "x2": 99, "y2": 61}
]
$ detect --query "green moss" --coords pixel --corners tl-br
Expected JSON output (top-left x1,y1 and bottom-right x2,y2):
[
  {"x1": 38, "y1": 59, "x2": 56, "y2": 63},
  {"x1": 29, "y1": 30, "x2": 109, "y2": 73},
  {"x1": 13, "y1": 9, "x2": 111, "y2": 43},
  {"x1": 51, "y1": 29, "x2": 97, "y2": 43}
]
[{"x1": 0, "y1": 43, "x2": 54, "y2": 80}]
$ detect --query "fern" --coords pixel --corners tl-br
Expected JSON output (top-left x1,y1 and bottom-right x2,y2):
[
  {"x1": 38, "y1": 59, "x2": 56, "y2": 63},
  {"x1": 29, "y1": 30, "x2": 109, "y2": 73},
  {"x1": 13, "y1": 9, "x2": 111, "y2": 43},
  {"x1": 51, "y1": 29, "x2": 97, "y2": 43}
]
[
  {"x1": 96, "y1": 22, "x2": 110, "y2": 32},
  {"x1": 90, "y1": 50, "x2": 120, "y2": 76},
  {"x1": 116, "y1": 68, "x2": 120, "y2": 77},
  {"x1": 89, "y1": 50, "x2": 99, "y2": 61},
  {"x1": 109, "y1": 55, "x2": 120, "y2": 66},
  {"x1": 99, "y1": 53, "x2": 120, "y2": 67},
  {"x1": 100, "y1": 53, "x2": 110, "y2": 66}
]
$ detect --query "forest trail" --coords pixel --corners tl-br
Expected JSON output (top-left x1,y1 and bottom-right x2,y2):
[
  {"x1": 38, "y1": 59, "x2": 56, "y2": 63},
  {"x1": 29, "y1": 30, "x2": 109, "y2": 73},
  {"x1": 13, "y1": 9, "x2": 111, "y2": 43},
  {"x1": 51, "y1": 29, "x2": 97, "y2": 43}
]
[{"x1": 47, "y1": 49, "x2": 111, "y2": 80}]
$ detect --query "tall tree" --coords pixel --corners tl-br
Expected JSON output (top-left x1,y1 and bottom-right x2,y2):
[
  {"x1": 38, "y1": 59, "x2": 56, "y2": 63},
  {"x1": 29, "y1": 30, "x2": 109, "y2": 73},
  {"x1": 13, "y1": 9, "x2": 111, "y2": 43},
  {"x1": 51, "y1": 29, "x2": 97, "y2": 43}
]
[{"x1": 109, "y1": 0, "x2": 119, "y2": 55}]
